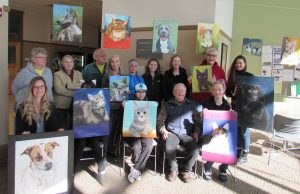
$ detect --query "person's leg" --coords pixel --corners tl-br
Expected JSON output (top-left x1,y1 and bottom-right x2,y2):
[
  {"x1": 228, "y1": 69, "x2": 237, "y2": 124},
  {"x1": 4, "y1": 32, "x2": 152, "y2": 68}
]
[
  {"x1": 165, "y1": 133, "x2": 180, "y2": 172},
  {"x1": 203, "y1": 161, "x2": 213, "y2": 180},
  {"x1": 238, "y1": 127, "x2": 250, "y2": 164},
  {"x1": 125, "y1": 137, "x2": 142, "y2": 164},
  {"x1": 218, "y1": 163, "x2": 228, "y2": 182},
  {"x1": 133, "y1": 138, "x2": 153, "y2": 171},
  {"x1": 74, "y1": 138, "x2": 87, "y2": 172},
  {"x1": 179, "y1": 134, "x2": 199, "y2": 172}
]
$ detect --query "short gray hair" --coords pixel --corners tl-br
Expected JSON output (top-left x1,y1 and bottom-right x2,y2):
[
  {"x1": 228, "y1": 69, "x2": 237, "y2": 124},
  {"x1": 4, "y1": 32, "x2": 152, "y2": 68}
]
[
  {"x1": 206, "y1": 47, "x2": 218, "y2": 56},
  {"x1": 31, "y1": 47, "x2": 48, "y2": 60},
  {"x1": 173, "y1": 83, "x2": 187, "y2": 92}
]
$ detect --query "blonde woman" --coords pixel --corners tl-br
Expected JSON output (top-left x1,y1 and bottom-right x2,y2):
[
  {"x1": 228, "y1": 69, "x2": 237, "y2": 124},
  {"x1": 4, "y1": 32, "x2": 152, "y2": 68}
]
[
  {"x1": 16, "y1": 77, "x2": 62, "y2": 135},
  {"x1": 54, "y1": 55, "x2": 82, "y2": 130}
]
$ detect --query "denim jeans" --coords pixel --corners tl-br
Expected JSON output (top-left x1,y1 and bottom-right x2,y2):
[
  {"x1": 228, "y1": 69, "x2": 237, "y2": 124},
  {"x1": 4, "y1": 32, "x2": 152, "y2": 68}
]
[{"x1": 238, "y1": 126, "x2": 250, "y2": 152}]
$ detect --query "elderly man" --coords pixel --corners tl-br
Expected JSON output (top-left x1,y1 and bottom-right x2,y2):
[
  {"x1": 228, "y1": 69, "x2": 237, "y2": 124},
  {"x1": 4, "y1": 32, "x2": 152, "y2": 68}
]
[
  {"x1": 157, "y1": 83, "x2": 201, "y2": 183},
  {"x1": 82, "y1": 48, "x2": 107, "y2": 88}
]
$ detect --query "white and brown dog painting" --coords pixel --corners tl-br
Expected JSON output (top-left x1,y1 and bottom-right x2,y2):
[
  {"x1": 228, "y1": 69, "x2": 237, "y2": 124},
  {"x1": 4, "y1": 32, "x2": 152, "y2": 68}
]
[
  {"x1": 15, "y1": 137, "x2": 69, "y2": 194},
  {"x1": 152, "y1": 20, "x2": 178, "y2": 54}
]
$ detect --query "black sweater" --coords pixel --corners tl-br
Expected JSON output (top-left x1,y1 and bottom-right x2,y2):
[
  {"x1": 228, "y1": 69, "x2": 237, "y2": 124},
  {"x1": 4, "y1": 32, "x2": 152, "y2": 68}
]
[{"x1": 142, "y1": 73, "x2": 163, "y2": 105}]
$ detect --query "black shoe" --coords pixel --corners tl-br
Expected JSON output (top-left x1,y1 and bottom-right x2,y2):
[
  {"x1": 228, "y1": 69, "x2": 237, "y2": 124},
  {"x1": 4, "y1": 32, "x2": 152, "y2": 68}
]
[
  {"x1": 237, "y1": 153, "x2": 248, "y2": 164},
  {"x1": 203, "y1": 163, "x2": 212, "y2": 181},
  {"x1": 218, "y1": 165, "x2": 227, "y2": 182}
]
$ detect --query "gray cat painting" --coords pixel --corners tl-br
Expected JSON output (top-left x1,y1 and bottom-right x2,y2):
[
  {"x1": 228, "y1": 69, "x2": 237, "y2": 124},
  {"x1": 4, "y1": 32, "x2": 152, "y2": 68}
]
[
  {"x1": 128, "y1": 101, "x2": 151, "y2": 137},
  {"x1": 73, "y1": 90, "x2": 109, "y2": 125}
]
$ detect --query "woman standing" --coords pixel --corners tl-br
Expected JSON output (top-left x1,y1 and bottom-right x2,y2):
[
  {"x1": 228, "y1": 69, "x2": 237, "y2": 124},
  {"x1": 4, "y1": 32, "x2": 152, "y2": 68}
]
[
  {"x1": 227, "y1": 55, "x2": 253, "y2": 164},
  {"x1": 163, "y1": 54, "x2": 188, "y2": 102},
  {"x1": 142, "y1": 58, "x2": 163, "y2": 107},
  {"x1": 54, "y1": 55, "x2": 82, "y2": 130},
  {"x1": 15, "y1": 77, "x2": 62, "y2": 135},
  {"x1": 12, "y1": 47, "x2": 53, "y2": 111}
]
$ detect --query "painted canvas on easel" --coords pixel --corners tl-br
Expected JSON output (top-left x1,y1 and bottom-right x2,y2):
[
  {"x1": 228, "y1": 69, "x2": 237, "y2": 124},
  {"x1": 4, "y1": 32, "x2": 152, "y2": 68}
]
[
  {"x1": 236, "y1": 76, "x2": 274, "y2": 131},
  {"x1": 52, "y1": 4, "x2": 83, "y2": 43},
  {"x1": 73, "y1": 89, "x2": 110, "y2": 138},
  {"x1": 280, "y1": 37, "x2": 300, "y2": 65},
  {"x1": 191, "y1": 65, "x2": 212, "y2": 93},
  {"x1": 103, "y1": 13, "x2": 131, "y2": 49},
  {"x1": 122, "y1": 101, "x2": 158, "y2": 138},
  {"x1": 242, "y1": 38, "x2": 263, "y2": 56},
  {"x1": 109, "y1": 76, "x2": 129, "y2": 101},
  {"x1": 202, "y1": 110, "x2": 237, "y2": 165},
  {"x1": 196, "y1": 23, "x2": 220, "y2": 54},
  {"x1": 152, "y1": 20, "x2": 178, "y2": 54}
]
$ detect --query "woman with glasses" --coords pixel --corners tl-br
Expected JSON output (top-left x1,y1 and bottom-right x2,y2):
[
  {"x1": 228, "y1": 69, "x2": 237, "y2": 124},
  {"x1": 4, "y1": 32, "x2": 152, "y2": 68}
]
[
  {"x1": 15, "y1": 77, "x2": 62, "y2": 135},
  {"x1": 12, "y1": 47, "x2": 54, "y2": 111}
]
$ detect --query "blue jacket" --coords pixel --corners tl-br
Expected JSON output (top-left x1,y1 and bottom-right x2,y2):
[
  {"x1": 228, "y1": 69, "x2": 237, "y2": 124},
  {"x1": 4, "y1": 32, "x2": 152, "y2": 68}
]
[{"x1": 128, "y1": 74, "x2": 145, "y2": 100}]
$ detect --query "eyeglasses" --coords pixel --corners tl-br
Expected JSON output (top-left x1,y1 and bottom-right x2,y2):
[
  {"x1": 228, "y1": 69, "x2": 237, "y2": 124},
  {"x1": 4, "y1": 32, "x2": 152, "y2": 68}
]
[
  {"x1": 35, "y1": 56, "x2": 47, "y2": 60},
  {"x1": 33, "y1": 85, "x2": 45, "y2": 90},
  {"x1": 207, "y1": 54, "x2": 217, "y2": 57}
]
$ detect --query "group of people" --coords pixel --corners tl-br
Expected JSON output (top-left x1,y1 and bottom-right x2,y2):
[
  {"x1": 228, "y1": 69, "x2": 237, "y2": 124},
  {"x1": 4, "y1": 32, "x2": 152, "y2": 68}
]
[{"x1": 12, "y1": 46, "x2": 253, "y2": 186}]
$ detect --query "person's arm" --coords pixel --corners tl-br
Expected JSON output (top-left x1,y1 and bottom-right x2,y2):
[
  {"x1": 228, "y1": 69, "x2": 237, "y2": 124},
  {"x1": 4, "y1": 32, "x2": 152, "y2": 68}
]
[
  {"x1": 15, "y1": 105, "x2": 29, "y2": 135},
  {"x1": 156, "y1": 104, "x2": 170, "y2": 140},
  {"x1": 53, "y1": 73, "x2": 73, "y2": 97}
]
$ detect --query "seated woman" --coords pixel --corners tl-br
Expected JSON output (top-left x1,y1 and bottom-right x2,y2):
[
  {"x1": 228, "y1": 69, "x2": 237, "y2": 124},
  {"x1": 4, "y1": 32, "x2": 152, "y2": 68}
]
[
  {"x1": 15, "y1": 76, "x2": 62, "y2": 135},
  {"x1": 124, "y1": 83, "x2": 154, "y2": 183}
]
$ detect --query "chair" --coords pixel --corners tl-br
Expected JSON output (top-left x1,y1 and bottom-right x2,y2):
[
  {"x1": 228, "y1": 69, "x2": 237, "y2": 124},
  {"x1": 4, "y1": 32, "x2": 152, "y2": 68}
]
[
  {"x1": 80, "y1": 142, "x2": 104, "y2": 161},
  {"x1": 122, "y1": 139, "x2": 158, "y2": 176},
  {"x1": 162, "y1": 145, "x2": 197, "y2": 176},
  {"x1": 268, "y1": 114, "x2": 300, "y2": 164}
]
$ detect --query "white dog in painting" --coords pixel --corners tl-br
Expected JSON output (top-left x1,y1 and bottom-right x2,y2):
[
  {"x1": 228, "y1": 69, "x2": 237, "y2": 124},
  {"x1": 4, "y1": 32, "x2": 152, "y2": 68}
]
[{"x1": 18, "y1": 142, "x2": 59, "y2": 194}]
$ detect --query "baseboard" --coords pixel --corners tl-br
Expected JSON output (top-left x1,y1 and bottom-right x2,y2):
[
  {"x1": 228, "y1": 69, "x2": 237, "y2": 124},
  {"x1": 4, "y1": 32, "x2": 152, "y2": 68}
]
[{"x1": 0, "y1": 144, "x2": 8, "y2": 164}]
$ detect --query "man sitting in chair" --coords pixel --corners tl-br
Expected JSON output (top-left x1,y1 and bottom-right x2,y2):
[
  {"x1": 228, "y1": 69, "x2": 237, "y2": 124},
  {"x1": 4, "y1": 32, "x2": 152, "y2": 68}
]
[{"x1": 157, "y1": 83, "x2": 201, "y2": 183}]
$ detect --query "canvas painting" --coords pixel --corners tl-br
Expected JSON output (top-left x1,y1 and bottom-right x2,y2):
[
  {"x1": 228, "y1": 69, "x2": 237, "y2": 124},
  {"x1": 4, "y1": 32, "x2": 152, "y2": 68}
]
[
  {"x1": 196, "y1": 23, "x2": 220, "y2": 54},
  {"x1": 8, "y1": 131, "x2": 73, "y2": 194},
  {"x1": 123, "y1": 101, "x2": 158, "y2": 138},
  {"x1": 52, "y1": 4, "x2": 83, "y2": 43},
  {"x1": 109, "y1": 75, "x2": 129, "y2": 101},
  {"x1": 192, "y1": 65, "x2": 212, "y2": 93},
  {"x1": 242, "y1": 38, "x2": 263, "y2": 56},
  {"x1": 152, "y1": 20, "x2": 178, "y2": 54},
  {"x1": 73, "y1": 88, "x2": 110, "y2": 138},
  {"x1": 202, "y1": 110, "x2": 237, "y2": 165},
  {"x1": 236, "y1": 76, "x2": 274, "y2": 131},
  {"x1": 103, "y1": 13, "x2": 131, "y2": 49},
  {"x1": 280, "y1": 37, "x2": 300, "y2": 65}
]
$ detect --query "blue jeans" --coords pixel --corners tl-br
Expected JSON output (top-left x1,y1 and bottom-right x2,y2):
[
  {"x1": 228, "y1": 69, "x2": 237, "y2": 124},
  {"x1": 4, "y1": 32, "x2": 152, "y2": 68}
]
[{"x1": 238, "y1": 126, "x2": 250, "y2": 152}]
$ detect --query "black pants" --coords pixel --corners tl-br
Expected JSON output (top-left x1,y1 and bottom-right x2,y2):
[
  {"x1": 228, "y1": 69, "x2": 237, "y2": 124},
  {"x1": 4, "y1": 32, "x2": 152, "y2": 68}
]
[
  {"x1": 74, "y1": 136, "x2": 109, "y2": 172},
  {"x1": 164, "y1": 133, "x2": 199, "y2": 172},
  {"x1": 108, "y1": 107, "x2": 123, "y2": 154},
  {"x1": 125, "y1": 137, "x2": 153, "y2": 171},
  {"x1": 56, "y1": 108, "x2": 71, "y2": 130},
  {"x1": 205, "y1": 162, "x2": 228, "y2": 173}
]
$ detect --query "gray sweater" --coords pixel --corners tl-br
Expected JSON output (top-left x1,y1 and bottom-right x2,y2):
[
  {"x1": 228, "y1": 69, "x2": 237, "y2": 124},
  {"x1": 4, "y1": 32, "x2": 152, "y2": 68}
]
[{"x1": 12, "y1": 63, "x2": 54, "y2": 110}]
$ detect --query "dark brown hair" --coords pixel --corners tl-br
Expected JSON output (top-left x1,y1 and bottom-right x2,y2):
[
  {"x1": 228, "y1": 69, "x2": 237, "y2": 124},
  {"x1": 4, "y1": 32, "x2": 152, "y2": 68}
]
[
  {"x1": 144, "y1": 58, "x2": 161, "y2": 76},
  {"x1": 227, "y1": 55, "x2": 247, "y2": 92}
]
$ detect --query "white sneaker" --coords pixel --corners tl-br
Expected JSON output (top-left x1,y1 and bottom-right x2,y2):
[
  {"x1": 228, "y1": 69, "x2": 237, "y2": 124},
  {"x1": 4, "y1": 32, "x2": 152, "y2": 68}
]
[{"x1": 128, "y1": 167, "x2": 142, "y2": 183}]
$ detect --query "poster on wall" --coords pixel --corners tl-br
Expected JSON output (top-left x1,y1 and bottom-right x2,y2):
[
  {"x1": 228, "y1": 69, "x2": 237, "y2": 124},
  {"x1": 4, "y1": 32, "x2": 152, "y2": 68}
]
[
  {"x1": 202, "y1": 110, "x2": 237, "y2": 165},
  {"x1": 280, "y1": 37, "x2": 300, "y2": 65},
  {"x1": 73, "y1": 88, "x2": 110, "y2": 138},
  {"x1": 103, "y1": 13, "x2": 131, "y2": 49},
  {"x1": 242, "y1": 38, "x2": 263, "y2": 56},
  {"x1": 273, "y1": 45, "x2": 283, "y2": 69},
  {"x1": 109, "y1": 76, "x2": 129, "y2": 101},
  {"x1": 261, "y1": 65, "x2": 272, "y2": 77},
  {"x1": 261, "y1": 45, "x2": 272, "y2": 66},
  {"x1": 8, "y1": 131, "x2": 74, "y2": 194},
  {"x1": 122, "y1": 101, "x2": 158, "y2": 138},
  {"x1": 136, "y1": 39, "x2": 162, "y2": 59},
  {"x1": 236, "y1": 76, "x2": 274, "y2": 132},
  {"x1": 52, "y1": 4, "x2": 83, "y2": 43},
  {"x1": 191, "y1": 65, "x2": 212, "y2": 93},
  {"x1": 196, "y1": 23, "x2": 220, "y2": 54},
  {"x1": 152, "y1": 20, "x2": 178, "y2": 54}
]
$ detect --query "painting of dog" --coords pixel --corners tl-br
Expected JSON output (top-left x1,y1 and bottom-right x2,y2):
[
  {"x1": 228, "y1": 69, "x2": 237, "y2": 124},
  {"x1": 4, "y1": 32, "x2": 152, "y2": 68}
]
[
  {"x1": 201, "y1": 110, "x2": 237, "y2": 165},
  {"x1": 242, "y1": 38, "x2": 263, "y2": 56},
  {"x1": 196, "y1": 23, "x2": 220, "y2": 54},
  {"x1": 73, "y1": 88, "x2": 110, "y2": 138},
  {"x1": 123, "y1": 101, "x2": 158, "y2": 138},
  {"x1": 192, "y1": 65, "x2": 212, "y2": 93},
  {"x1": 109, "y1": 76, "x2": 129, "y2": 101},
  {"x1": 280, "y1": 37, "x2": 300, "y2": 65},
  {"x1": 236, "y1": 76, "x2": 274, "y2": 132},
  {"x1": 152, "y1": 20, "x2": 178, "y2": 54},
  {"x1": 9, "y1": 131, "x2": 73, "y2": 194},
  {"x1": 52, "y1": 4, "x2": 83, "y2": 43}
]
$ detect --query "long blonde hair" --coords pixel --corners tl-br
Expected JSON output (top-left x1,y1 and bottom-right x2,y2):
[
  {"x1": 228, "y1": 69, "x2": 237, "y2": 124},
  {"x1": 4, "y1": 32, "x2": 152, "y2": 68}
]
[{"x1": 21, "y1": 77, "x2": 51, "y2": 125}]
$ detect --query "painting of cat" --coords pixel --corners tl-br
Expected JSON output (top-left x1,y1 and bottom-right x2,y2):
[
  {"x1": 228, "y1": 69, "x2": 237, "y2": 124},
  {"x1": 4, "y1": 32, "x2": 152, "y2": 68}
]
[
  {"x1": 192, "y1": 65, "x2": 212, "y2": 93},
  {"x1": 103, "y1": 13, "x2": 131, "y2": 49},
  {"x1": 281, "y1": 37, "x2": 300, "y2": 65},
  {"x1": 122, "y1": 101, "x2": 158, "y2": 138},
  {"x1": 73, "y1": 89, "x2": 109, "y2": 125}
]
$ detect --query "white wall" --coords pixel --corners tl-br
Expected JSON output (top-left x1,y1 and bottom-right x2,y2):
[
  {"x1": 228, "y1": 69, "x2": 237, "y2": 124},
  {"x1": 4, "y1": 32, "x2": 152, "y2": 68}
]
[
  {"x1": 102, "y1": 0, "x2": 216, "y2": 27},
  {"x1": 215, "y1": 0, "x2": 234, "y2": 37},
  {"x1": 0, "y1": 8, "x2": 9, "y2": 145}
]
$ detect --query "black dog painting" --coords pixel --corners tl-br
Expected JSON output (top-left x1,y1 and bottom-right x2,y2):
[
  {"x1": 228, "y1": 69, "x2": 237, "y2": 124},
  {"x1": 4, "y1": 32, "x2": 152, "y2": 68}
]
[
  {"x1": 152, "y1": 20, "x2": 178, "y2": 54},
  {"x1": 236, "y1": 76, "x2": 274, "y2": 131}
]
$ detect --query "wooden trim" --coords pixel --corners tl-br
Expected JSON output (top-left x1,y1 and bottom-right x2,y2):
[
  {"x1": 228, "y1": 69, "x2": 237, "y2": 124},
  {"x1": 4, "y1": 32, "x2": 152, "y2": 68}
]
[{"x1": 23, "y1": 40, "x2": 97, "y2": 50}]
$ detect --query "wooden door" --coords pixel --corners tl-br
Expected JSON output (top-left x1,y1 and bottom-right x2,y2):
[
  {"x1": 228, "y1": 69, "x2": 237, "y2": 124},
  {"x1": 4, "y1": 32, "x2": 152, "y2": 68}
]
[{"x1": 8, "y1": 41, "x2": 21, "y2": 94}]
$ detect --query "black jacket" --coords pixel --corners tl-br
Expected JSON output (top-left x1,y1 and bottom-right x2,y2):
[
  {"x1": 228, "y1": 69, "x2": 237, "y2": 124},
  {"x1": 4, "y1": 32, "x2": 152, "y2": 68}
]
[
  {"x1": 163, "y1": 67, "x2": 189, "y2": 101},
  {"x1": 142, "y1": 73, "x2": 163, "y2": 105},
  {"x1": 15, "y1": 103, "x2": 59, "y2": 135}
]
